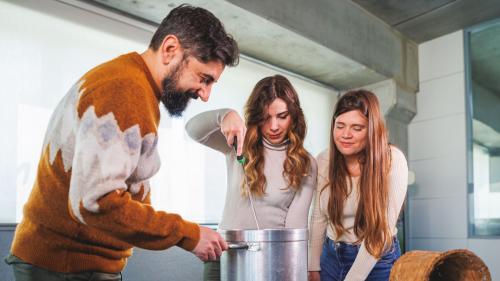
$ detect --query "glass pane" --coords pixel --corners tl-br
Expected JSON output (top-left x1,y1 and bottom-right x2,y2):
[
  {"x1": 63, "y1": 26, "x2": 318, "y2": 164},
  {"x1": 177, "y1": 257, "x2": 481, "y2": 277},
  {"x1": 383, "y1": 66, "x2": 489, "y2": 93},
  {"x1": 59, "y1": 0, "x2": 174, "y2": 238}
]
[{"x1": 468, "y1": 20, "x2": 500, "y2": 236}]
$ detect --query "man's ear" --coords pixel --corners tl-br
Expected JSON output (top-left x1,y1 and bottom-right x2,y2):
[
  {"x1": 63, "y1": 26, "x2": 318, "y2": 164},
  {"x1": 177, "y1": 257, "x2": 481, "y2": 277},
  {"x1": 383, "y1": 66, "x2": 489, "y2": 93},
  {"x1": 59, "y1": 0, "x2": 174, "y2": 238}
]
[{"x1": 159, "y1": 35, "x2": 181, "y2": 65}]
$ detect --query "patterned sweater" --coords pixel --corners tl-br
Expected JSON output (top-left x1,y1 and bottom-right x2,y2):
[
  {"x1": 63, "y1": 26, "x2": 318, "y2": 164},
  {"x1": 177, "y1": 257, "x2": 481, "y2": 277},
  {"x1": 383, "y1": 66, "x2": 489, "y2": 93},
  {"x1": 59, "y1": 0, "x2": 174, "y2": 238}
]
[{"x1": 11, "y1": 52, "x2": 200, "y2": 273}]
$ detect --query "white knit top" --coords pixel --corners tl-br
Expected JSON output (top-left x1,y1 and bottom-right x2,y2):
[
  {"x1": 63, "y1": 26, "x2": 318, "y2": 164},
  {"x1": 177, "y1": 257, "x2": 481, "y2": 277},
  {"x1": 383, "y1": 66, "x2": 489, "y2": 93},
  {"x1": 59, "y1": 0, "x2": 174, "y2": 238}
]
[{"x1": 308, "y1": 146, "x2": 408, "y2": 280}]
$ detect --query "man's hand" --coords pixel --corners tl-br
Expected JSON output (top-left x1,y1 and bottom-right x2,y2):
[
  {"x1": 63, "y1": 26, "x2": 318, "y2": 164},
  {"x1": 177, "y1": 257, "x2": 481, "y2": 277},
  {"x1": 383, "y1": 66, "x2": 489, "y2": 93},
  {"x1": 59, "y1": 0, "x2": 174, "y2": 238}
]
[
  {"x1": 221, "y1": 110, "x2": 246, "y2": 156},
  {"x1": 192, "y1": 226, "x2": 228, "y2": 262},
  {"x1": 308, "y1": 271, "x2": 320, "y2": 281}
]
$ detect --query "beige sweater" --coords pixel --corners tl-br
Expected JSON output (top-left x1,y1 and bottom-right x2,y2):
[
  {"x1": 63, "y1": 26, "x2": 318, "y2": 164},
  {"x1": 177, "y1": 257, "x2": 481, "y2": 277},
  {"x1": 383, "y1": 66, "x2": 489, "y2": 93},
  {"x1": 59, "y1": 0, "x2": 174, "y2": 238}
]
[
  {"x1": 308, "y1": 147, "x2": 408, "y2": 281},
  {"x1": 185, "y1": 109, "x2": 317, "y2": 229}
]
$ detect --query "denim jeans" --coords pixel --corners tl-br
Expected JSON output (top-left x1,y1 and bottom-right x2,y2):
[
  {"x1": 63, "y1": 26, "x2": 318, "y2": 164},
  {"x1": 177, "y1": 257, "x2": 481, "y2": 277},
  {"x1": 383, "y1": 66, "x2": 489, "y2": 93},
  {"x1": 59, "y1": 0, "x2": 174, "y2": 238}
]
[
  {"x1": 319, "y1": 237, "x2": 400, "y2": 281},
  {"x1": 5, "y1": 254, "x2": 122, "y2": 281}
]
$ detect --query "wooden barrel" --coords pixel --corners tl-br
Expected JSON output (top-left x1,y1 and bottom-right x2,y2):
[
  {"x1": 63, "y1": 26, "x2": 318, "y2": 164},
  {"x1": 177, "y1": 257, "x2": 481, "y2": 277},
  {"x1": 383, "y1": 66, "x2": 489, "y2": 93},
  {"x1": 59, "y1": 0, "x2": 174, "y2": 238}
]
[{"x1": 389, "y1": 249, "x2": 491, "y2": 281}]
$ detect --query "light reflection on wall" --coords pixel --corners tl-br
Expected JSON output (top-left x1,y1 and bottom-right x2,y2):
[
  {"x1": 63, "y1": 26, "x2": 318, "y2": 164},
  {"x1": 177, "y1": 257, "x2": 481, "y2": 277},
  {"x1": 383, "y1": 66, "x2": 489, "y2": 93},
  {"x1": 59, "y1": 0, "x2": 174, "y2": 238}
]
[
  {"x1": 16, "y1": 104, "x2": 51, "y2": 222},
  {"x1": 149, "y1": 119, "x2": 226, "y2": 223},
  {"x1": 472, "y1": 143, "x2": 500, "y2": 219}
]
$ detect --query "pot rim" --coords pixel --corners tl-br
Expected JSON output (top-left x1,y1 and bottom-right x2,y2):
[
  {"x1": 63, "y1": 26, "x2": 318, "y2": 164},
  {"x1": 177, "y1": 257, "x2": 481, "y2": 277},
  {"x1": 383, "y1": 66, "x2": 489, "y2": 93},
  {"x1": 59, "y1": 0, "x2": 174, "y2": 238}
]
[{"x1": 219, "y1": 228, "x2": 308, "y2": 242}]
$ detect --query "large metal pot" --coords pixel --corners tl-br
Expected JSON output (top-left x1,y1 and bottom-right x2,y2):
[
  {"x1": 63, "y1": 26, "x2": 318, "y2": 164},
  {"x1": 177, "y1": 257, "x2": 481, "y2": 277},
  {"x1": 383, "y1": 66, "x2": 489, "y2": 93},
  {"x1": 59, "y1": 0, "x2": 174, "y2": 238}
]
[{"x1": 220, "y1": 228, "x2": 308, "y2": 281}]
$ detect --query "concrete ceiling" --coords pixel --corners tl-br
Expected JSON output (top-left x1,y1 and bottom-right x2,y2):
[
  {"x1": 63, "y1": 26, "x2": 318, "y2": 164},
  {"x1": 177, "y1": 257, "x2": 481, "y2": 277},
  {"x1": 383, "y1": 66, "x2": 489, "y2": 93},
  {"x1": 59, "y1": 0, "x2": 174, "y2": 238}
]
[
  {"x1": 471, "y1": 23, "x2": 500, "y2": 96},
  {"x1": 474, "y1": 119, "x2": 500, "y2": 151},
  {"x1": 83, "y1": 0, "x2": 416, "y2": 91},
  {"x1": 81, "y1": 0, "x2": 500, "y2": 93},
  {"x1": 352, "y1": 0, "x2": 500, "y2": 43}
]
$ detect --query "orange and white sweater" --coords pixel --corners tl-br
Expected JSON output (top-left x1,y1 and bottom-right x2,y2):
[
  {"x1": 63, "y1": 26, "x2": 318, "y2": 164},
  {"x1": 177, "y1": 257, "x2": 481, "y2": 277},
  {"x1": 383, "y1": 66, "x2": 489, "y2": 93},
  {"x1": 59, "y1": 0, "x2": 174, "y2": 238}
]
[{"x1": 11, "y1": 52, "x2": 200, "y2": 273}]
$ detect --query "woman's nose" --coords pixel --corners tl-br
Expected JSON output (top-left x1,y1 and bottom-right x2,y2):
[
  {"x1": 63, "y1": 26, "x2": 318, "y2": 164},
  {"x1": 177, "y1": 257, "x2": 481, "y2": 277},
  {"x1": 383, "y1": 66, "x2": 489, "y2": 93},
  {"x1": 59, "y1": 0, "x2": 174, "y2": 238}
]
[
  {"x1": 342, "y1": 130, "x2": 352, "y2": 138},
  {"x1": 270, "y1": 118, "x2": 279, "y2": 130}
]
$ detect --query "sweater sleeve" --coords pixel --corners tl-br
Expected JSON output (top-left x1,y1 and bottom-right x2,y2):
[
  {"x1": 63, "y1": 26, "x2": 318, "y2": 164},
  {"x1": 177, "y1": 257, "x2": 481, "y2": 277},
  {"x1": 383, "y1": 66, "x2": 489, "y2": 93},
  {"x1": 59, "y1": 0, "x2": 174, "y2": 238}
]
[
  {"x1": 308, "y1": 150, "x2": 330, "y2": 271},
  {"x1": 70, "y1": 81, "x2": 199, "y2": 251},
  {"x1": 343, "y1": 147, "x2": 409, "y2": 281},
  {"x1": 285, "y1": 156, "x2": 317, "y2": 228},
  {"x1": 185, "y1": 108, "x2": 234, "y2": 154}
]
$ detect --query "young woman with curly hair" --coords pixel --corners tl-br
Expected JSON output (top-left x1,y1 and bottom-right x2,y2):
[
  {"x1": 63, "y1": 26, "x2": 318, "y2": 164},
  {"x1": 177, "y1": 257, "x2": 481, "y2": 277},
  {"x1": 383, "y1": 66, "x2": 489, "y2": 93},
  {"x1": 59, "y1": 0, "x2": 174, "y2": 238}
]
[
  {"x1": 186, "y1": 74, "x2": 317, "y2": 280},
  {"x1": 308, "y1": 90, "x2": 408, "y2": 281}
]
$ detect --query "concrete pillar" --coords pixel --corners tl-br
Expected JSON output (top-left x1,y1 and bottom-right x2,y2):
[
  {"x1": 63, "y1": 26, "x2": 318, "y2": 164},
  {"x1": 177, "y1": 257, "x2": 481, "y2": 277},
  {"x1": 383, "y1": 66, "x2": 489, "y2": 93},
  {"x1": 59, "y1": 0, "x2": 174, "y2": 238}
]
[{"x1": 226, "y1": 0, "x2": 419, "y2": 92}]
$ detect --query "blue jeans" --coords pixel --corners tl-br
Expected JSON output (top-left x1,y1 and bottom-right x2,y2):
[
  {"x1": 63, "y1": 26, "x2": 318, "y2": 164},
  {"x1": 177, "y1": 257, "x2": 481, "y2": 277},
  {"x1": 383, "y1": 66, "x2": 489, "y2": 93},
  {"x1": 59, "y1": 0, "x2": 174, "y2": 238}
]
[{"x1": 320, "y1": 237, "x2": 400, "y2": 281}]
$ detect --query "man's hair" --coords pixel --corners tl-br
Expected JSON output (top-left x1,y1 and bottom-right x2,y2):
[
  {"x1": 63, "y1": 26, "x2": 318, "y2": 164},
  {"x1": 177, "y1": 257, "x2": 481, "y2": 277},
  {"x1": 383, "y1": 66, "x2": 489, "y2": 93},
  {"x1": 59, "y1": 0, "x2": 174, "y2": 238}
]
[{"x1": 150, "y1": 4, "x2": 239, "y2": 66}]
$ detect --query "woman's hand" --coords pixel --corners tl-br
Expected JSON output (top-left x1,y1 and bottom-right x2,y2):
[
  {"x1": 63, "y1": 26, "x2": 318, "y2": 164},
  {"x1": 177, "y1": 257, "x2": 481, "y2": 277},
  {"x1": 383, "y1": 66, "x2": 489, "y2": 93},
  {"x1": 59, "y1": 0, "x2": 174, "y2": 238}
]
[
  {"x1": 308, "y1": 271, "x2": 320, "y2": 281},
  {"x1": 221, "y1": 110, "x2": 246, "y2": 156}
]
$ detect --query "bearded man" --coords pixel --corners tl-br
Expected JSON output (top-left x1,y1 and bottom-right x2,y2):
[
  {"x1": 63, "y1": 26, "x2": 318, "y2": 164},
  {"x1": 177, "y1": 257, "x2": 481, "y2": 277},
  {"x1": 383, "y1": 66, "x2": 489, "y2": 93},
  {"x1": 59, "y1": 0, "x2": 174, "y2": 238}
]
[{"x1": 5, "y1": 4, "x2": 239, "y2": 281}]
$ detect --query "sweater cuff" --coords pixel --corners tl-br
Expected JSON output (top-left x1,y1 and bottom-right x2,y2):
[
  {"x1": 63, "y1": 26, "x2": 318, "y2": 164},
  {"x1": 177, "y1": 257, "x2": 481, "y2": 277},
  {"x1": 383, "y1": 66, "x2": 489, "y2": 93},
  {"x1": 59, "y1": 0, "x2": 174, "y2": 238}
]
[
  {"x1": 217, "y1": 108, "x2": 235, "y2": 125},
  {"x1": 308, "y1": 262, "x2": 321, "y2": 272},
  {"x1": 176, "y1": 220, "x2": 200, "y2": 251}
]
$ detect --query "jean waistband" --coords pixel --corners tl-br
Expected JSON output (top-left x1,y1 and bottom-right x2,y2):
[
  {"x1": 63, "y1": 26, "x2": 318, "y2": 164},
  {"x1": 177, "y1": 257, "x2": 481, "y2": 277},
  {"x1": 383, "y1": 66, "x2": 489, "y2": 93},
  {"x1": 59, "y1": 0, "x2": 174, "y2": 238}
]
[{"x1": 326, "y1": 236, "x2": 398, "y2": 248}]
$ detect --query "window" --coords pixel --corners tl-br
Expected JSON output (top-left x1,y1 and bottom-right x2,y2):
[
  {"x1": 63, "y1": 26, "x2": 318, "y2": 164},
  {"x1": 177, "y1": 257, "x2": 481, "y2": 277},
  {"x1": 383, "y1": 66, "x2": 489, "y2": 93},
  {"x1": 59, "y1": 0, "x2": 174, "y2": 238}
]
[{"x1": 465, "y1": 19, "x2": 500, "y2": 236}]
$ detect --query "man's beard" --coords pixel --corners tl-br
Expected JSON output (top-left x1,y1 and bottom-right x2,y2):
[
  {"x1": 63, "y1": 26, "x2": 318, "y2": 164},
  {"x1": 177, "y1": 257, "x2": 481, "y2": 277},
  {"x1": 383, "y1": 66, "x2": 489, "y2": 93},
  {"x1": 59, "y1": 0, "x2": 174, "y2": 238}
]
[{"x1": 160, "y1": 68, "x2": 198, "y2": 117}]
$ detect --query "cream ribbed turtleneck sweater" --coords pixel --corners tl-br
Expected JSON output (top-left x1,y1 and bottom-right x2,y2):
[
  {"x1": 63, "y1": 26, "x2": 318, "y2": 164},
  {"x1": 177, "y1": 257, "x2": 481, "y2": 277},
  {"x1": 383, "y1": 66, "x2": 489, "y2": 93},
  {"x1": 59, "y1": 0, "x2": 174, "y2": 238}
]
[{"x1": 185, "y1": 109, "x2": 317, "y2": 230}]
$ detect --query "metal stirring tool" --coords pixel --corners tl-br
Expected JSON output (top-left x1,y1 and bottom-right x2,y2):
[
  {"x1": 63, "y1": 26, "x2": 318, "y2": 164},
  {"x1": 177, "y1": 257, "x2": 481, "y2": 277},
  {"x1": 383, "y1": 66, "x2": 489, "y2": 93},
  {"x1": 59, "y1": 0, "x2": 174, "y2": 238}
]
[{"x1": 233, "y1": 137, "x2": 261, "y2": 230}]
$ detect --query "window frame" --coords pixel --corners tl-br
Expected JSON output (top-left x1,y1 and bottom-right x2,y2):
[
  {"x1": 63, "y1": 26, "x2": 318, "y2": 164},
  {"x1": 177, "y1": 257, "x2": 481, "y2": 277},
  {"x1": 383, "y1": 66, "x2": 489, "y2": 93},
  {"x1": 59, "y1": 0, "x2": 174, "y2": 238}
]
[{"x1": 464, "y1": 18, "x2": 500, "y2": 238}]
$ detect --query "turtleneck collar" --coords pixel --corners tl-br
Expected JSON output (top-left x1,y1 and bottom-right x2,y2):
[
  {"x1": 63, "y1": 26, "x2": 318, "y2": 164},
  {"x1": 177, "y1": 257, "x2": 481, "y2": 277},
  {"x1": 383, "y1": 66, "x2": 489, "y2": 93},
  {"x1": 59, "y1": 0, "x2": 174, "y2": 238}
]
[{"x1": 262, "y1": 137, "x2": 289, "y2": 151}]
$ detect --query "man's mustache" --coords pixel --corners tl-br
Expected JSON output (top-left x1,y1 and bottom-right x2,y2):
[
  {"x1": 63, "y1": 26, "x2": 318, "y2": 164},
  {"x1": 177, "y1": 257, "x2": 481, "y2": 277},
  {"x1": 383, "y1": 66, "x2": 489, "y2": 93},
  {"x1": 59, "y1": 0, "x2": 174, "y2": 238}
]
[{"x1": 188, "y1": 91, "x2": 199, "y2": 100}]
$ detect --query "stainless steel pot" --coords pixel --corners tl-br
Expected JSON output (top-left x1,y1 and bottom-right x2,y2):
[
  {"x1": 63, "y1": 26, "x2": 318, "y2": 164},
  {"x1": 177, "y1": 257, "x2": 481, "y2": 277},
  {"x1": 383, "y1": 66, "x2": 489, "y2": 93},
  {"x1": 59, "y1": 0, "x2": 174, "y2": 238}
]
[{"x1": 220, "y1": 228, "x2": 308, "y2": 281}]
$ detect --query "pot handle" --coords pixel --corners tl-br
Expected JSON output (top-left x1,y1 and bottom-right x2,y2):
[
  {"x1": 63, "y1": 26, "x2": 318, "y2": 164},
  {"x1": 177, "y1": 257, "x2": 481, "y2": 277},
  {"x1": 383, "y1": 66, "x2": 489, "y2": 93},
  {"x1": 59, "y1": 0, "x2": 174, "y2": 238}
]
[
  {"x1": 227, "y1": 242, "x2": 261, "y2": 251},
  {"x1": 227, "y1": 242, "x2": 249, "y2": 250}
]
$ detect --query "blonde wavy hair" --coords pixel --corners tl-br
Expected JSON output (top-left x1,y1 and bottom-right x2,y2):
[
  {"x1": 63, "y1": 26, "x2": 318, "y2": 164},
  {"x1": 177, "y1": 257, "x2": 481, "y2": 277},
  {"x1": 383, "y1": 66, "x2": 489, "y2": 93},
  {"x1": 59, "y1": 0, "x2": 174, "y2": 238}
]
[{"x1": 242, "y1": 75, "x2": 311, "y2": 197}]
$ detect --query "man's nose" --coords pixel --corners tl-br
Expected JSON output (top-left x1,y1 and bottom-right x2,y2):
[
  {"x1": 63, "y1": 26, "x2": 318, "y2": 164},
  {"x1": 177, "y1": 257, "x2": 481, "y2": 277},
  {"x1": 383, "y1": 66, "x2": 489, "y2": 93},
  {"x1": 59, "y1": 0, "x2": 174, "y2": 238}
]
[{"x1": 197, "y1": 84, "x2": 212, "y2": 102}]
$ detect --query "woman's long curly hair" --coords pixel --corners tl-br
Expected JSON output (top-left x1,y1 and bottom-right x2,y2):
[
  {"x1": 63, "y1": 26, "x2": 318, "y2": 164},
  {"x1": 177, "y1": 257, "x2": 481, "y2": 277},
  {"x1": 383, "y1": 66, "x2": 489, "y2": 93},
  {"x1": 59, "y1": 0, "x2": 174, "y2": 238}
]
[
  {"x1": 322, "y1": 90, "x2": 392, "y2": 258},
  {"x1": 242, "y1": 75, "x2": 311, "y2": 197}
]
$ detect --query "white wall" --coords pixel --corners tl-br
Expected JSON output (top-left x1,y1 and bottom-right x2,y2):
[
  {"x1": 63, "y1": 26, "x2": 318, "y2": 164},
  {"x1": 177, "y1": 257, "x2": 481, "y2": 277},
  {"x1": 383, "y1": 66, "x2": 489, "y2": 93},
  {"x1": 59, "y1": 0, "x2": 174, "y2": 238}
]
[
  {"x1": 0, "y1": 0, "x2": 336, "y2": 224},
  {"x1": 409, "y1": 30, "x2": 499, "y2": 279},
  {"x1": 0, "y1": 0, "x2": 150, "y2": 222}
]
